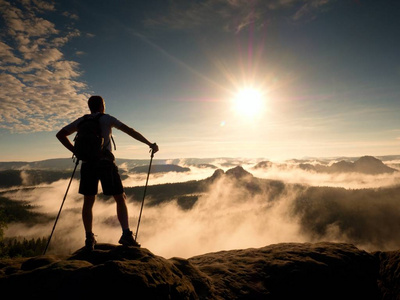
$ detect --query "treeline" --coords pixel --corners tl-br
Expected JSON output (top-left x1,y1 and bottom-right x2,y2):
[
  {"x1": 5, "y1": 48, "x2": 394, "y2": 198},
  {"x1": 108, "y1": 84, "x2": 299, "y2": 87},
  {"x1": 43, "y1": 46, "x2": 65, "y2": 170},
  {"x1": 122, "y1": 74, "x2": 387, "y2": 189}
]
[
  {"x1": 0, "y1": 196, "x2": 50, "y2": 257},
  {"x1": 0, "y1": 237, "x2": 47, "y2": 258},
  {"x1": 124, "y1": 180, "x2": 206, "y2": 207},
  {"x1": 0, "y1": 170, "x2": 73, "y2": 188},
  {"x1": 293, "y1": 185, "x2": 400, "y2": 249},
  {"x1": 0, "y1": 196, "x2": 49, "y2": 224}
]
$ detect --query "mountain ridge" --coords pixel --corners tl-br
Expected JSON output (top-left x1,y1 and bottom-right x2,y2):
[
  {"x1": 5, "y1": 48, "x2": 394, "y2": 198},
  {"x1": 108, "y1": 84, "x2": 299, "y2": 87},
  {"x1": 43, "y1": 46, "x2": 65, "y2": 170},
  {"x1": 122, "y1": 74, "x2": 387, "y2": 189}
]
[
  {"x1": 1, "y1": 155, "x2": 399, "y2": 171},
  {"x1": 255, "y1": 155, "x2": 398, "y2": 175}
]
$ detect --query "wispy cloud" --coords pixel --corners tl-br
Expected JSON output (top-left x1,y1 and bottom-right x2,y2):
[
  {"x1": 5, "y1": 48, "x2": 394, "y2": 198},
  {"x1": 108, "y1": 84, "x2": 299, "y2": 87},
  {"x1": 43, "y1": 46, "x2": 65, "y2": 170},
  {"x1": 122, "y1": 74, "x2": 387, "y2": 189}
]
[
  {"x1": 292, "y1": 0, "x2": 334, "y2": 22},
  {"x1": 0, "y1": 0, "x2": 88, "y2": 133},
  {"x1": 145, "y1": 0, "x2": 336, "y2": 33},
  {"x1": 144, "y1": 0, "x2": 264, "y2": 33}
]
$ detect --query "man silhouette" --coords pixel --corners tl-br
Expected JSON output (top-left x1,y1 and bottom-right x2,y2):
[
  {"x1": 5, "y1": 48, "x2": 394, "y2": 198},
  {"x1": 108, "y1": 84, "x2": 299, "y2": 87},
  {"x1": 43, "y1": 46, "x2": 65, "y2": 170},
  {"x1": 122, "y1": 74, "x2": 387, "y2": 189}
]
[{"x1": 56, "y1": 95, "x2": 159, "y2": 250}]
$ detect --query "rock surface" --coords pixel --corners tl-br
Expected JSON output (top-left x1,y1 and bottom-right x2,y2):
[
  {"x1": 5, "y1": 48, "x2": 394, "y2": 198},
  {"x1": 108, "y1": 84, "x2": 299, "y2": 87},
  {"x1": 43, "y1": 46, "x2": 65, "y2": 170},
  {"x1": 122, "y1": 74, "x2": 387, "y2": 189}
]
[{"x1": 0, "y1": 242, "x2": 399, "y2": 299}]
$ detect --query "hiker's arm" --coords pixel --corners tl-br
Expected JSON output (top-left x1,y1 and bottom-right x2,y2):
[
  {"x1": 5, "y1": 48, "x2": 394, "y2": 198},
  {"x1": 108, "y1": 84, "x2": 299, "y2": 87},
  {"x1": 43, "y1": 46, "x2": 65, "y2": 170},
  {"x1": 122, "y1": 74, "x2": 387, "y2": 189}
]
[
  {"x1": 56, "y1": 129, "x2": 75, "y2": 153},
  {"x1": 118, "y1": 124, "x2": 159, "y2": 153}
]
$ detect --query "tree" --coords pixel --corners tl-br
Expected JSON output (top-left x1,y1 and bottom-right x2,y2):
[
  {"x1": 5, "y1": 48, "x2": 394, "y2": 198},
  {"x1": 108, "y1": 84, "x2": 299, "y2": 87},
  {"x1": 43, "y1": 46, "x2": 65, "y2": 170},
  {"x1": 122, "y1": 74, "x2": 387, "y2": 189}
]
[{"x1": 0, "y1": 209, "x2": 7, "y2": 241}]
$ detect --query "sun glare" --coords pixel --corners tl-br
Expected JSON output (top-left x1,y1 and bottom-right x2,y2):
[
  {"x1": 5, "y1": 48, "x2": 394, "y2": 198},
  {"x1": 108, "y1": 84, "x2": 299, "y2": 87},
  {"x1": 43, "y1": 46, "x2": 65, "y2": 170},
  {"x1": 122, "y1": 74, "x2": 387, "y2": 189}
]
[{"x1": 233, "y1": 88, "x2": 265, "y2": 118}]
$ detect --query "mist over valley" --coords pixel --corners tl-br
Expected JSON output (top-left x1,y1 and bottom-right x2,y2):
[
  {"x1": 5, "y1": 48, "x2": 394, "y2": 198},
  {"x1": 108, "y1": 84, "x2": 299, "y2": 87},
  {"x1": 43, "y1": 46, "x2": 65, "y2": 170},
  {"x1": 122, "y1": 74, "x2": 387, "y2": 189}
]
[{"x1": 1, "y1": 155, "x2": 400, "y2": 258}]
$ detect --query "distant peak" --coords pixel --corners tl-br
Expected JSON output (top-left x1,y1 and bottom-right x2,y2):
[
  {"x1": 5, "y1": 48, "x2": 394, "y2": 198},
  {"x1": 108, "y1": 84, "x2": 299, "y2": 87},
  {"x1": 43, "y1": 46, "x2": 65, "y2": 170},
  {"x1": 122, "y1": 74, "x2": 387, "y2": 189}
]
[
  {"x1": 357, "y1": 156, "x2": 380, "y2": 162},
  {"x1": 253, "y1": 161, "x2": 273, "y2": 169},
  {"x1": 225, "y1": 166, "x2": 252, "y2": 179},
  {"x1": 211, "y1": 169, "x2": 224, "y2": 178},
  {"x1": 353, "y1": 156, "x2": 397, "y2": 174}
]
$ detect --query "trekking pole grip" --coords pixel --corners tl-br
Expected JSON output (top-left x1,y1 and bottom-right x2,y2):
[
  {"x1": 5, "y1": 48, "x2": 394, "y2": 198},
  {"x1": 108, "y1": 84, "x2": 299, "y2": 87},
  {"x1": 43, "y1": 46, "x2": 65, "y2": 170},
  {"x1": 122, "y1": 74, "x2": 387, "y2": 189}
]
[{"x1": 150, "y1": 143, "x2": 157, "y2": 158}]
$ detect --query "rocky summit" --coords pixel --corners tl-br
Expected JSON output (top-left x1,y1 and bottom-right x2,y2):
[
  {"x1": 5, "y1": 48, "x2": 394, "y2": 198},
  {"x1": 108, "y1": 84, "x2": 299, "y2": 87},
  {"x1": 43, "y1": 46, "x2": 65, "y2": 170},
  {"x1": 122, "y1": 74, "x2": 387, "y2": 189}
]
[{"x1": 0, "y1": 242, "x2": 399, "y2": 299}]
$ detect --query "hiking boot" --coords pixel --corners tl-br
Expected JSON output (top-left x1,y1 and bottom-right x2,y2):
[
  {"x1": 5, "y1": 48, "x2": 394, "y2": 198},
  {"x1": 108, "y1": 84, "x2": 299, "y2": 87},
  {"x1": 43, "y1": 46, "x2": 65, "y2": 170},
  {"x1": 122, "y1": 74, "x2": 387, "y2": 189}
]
[
  {"x1": 85, "y1": 233, "x2": 97, "y2": 251},
  {"x1": 118, "y1": 230, "x2": 140, "y2": 247}
]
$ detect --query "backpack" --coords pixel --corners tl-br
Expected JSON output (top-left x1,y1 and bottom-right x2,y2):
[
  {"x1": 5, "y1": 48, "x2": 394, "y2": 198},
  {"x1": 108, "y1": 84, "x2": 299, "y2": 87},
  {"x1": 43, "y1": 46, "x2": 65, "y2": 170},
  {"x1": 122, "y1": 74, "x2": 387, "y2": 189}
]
[{"x1": 73, "y1": 114, "x2": 104, "y2": 162}]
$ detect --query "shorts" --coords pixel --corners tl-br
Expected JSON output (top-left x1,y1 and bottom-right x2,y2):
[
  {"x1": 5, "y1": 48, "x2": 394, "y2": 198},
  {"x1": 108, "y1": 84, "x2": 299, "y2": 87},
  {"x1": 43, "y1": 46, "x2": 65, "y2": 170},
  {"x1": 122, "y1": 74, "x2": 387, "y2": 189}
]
[{"x1": 79, "y1": 160, "x2": 124, "y2": 196}]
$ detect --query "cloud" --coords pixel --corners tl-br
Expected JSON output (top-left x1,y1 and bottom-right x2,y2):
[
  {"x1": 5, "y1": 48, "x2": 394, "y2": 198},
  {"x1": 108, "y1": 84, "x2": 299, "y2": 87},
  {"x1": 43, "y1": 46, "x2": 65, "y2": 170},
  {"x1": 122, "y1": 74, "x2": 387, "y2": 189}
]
[
  {"x1": 145, "y1": 0, "x2": 336, "y2": 33},
  {"x1": 0, "y1": 0, "x2": 88, "y2": 133},
  {"x1": 144, "y1": 0, "x2": 262, "y2": 33},
  {"x1": 30, "y1": 0, "x2": 56, "y2": 12},
  {"x1": 62, "y1": 11, "x2": 79, "y2": 20},
  {"x1": 292, "y1": 0, "x2": 334, "y2": 22}
]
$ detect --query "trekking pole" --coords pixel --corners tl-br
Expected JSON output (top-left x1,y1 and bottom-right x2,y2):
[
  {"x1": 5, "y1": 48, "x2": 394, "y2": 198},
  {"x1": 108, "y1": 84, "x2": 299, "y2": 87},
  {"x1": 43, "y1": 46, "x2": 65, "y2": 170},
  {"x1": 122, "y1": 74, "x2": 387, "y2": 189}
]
[
  {"x1": 135, "y1": 148, "x2": 155, "y2": 242},
  {"x1": 43, "y1": 159, "x2": 80, "y2": 255}
]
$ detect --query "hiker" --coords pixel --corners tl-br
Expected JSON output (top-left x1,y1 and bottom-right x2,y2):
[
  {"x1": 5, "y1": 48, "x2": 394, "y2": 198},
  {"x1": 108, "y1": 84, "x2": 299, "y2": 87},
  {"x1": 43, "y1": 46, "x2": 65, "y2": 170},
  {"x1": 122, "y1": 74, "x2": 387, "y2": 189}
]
[{"x1": 56, "y1": 95, "x2": 159, "y2": 250}]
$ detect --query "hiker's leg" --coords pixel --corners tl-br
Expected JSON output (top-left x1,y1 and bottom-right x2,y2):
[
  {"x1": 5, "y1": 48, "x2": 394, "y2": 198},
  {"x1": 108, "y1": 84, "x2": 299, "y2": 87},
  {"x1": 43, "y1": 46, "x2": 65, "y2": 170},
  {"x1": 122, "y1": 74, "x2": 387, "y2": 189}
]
[
  {"x1": 114, "y1": 193, "x2": 140, "y2": 246},
  {"x1": 113, "y1": 193, "x2": 129, "y2": 230},
  {"x1": 83, "y1": 195, "x2": 96, "y2": 233}
]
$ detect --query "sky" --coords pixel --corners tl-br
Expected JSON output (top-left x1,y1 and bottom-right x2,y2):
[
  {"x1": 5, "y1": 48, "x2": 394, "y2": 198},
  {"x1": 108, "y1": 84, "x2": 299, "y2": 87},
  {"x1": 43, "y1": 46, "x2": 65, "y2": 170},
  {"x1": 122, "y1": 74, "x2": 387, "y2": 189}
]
[{"x1": 1, "y1": 0, "x2": 400, "y2": 161}]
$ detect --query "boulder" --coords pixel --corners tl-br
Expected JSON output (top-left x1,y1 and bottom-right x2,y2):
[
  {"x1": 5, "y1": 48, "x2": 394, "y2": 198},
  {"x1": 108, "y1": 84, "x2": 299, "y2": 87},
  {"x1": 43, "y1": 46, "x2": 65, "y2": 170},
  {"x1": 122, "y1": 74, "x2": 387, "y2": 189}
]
[{"x1": 2, "y1": 242, "x2": 400, "y2": 299}]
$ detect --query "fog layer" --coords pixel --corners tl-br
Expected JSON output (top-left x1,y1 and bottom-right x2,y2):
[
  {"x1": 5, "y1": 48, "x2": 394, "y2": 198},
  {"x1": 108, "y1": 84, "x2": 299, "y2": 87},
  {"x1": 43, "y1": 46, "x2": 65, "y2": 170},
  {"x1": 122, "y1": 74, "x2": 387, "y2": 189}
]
[{"x1": 3, "y1": 158, "x2": 400, "y2": 258}]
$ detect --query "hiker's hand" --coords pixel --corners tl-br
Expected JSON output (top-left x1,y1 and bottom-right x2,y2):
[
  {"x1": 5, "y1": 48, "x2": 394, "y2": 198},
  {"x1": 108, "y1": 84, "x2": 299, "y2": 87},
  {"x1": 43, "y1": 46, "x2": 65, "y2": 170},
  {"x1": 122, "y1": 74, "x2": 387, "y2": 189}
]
[{"x1": 150, "y1": 143, "x2": 159, "y2": 154}]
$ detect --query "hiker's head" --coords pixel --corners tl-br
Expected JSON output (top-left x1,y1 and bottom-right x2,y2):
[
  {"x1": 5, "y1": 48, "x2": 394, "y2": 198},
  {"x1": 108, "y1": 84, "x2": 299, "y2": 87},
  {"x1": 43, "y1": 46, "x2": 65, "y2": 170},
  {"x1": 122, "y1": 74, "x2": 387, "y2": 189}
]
[{"x1": 88, "y1": 95, "x2": 105, "y2": 113}]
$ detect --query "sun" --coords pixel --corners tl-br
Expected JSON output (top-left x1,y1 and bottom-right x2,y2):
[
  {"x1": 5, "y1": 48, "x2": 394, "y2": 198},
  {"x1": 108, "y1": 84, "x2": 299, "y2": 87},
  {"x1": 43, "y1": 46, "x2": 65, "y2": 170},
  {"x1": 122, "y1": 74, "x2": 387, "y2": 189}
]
[{"x1": 232, "y1": 88, "x2": 265, "y2": 118}]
